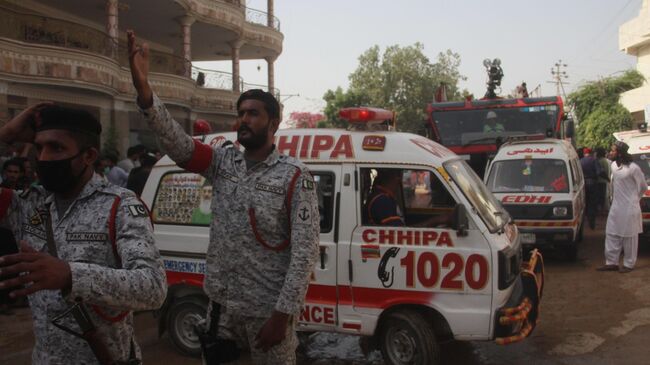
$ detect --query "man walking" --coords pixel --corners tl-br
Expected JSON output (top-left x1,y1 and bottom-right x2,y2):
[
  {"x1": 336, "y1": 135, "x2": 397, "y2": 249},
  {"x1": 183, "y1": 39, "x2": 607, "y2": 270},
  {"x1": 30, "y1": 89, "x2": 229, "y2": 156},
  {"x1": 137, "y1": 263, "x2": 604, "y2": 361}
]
[
  {"x1": 128, "y1": 30, "x2": 319, "y2": 364},
  {"x1": 581, "y1": 147, "x2": 599, "y2": 229},
  {"x1": 597, "y1": 141, "x2": 647, "y2": 273},
  {"x1": 0, "y1": 104, "x2": 166, "y2": 364}
]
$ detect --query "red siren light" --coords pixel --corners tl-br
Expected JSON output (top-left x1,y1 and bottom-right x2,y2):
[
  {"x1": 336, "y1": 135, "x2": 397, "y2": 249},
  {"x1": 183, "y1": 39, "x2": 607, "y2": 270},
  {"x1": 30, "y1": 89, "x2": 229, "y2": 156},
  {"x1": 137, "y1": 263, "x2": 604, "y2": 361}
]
[
  {"x1": 193, "y1": 119, "x2": 212, "y2": 136},
  {"x1": 338, "y1": 107, "x2": 394, "y2": 123}
]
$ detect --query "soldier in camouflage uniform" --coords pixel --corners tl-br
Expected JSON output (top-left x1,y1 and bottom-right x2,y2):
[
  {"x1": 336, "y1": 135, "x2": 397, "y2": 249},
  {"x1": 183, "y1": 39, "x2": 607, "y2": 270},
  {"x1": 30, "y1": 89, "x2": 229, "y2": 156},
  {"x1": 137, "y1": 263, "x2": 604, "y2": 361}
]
[
  {"x1": 0, "y1": 104, "x2": 167, "y2": 364},
  {"x1": 128, "y1": 30, "x2": 319, "y2": 364}
]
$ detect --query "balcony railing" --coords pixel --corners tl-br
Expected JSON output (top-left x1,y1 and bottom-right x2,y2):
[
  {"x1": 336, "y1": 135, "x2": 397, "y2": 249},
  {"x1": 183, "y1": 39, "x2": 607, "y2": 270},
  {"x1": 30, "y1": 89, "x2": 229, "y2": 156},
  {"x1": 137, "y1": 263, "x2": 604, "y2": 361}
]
[
  {"x1": 193, "y1": 67, "x2": 280, "y2": 98},
  {"x1": 118, "y1": 44, "x2": 186, "y2": 77},
  {"x1": 245, "y1": 7, "x2": 281, "y2": 31},
  {"x1": 192, "y1": 66, "x2": 241, "y2": 90},
  {"x1": 0, "y1": 4, "x2": 279, "y2": 95},
  {"x1": 0, "y1": 5, "x2": 188, "y2": 76},
  {"x1": 0, "y1": 4, "x2": 115, "y2": 57}
]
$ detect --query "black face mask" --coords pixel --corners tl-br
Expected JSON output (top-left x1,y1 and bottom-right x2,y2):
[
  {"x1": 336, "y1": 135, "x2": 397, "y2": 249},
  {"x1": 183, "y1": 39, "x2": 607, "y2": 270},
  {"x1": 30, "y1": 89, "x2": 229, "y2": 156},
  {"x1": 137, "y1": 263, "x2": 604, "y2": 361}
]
[{"x1": 36, "y1": 151, "x2": 88, "y2": 193}]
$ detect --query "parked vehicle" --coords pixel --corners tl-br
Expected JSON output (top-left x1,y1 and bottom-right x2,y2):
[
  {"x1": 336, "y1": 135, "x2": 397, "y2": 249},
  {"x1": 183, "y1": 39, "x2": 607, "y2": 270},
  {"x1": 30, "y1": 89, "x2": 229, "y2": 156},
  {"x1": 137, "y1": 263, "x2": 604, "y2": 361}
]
[
  {"x1": 141, "y1": 108, "x2": 544, "y2": 364},
  {"x1": 484, "y1": 137, "x2": 585, "y2": 260}
]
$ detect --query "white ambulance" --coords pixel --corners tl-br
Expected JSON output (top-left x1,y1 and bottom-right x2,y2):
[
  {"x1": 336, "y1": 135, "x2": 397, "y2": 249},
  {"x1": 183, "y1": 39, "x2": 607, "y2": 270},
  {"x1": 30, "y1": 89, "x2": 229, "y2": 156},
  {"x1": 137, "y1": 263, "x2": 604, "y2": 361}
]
[
  {"x1": 614, "y1": 128, "x2": 650, "y2": 231},
  {"x1": 484, "y1": 138, "x2": 585, "y2": 261},
  {"x1": 141, "y1": 108, "x2": 544, "y2": 364}
]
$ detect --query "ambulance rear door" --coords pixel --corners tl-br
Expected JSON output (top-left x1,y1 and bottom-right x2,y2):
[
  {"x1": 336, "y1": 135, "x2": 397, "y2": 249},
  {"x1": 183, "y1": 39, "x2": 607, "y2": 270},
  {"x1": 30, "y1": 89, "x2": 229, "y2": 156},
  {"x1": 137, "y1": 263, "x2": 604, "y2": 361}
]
[{"x1": 298, "y1": 165, "x2": 343, "y2": 331}]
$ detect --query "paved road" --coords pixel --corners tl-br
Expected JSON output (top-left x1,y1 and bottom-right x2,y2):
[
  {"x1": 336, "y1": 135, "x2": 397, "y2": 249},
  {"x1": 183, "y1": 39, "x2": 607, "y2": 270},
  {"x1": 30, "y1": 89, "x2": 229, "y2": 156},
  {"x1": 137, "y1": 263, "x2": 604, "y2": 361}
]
[{"x1": 2, "y1": 216, "x2": 650, "y2": 364}]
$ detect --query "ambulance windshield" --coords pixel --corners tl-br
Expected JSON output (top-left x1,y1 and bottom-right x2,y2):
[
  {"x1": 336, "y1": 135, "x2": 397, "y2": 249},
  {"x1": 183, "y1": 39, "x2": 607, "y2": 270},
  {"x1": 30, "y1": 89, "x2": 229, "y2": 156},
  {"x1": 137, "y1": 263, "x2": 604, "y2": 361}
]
[
  {"x1": 486, "y1": 159, "x2": 569, "y2": 193},
  {"x1": 444, "y1": 159, "x2": 509, "y2": 232},
  {"x1": 432, "y1": 106, "x2": 558, "y2": 146}
]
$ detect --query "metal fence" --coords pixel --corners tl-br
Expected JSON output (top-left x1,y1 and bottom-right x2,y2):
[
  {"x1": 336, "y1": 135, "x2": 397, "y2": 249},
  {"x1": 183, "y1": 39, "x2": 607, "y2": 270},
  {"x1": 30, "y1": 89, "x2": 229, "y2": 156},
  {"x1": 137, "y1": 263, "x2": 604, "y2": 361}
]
[
  {"x1": 0, "y1": 4, "x2": 115, "y2": 57},
  {"x1": 192, "y1": 66, "x2": 241, "y2": 90},
  {"x1": 245, "y1": 7, "x2": 281, "y2": 31}
]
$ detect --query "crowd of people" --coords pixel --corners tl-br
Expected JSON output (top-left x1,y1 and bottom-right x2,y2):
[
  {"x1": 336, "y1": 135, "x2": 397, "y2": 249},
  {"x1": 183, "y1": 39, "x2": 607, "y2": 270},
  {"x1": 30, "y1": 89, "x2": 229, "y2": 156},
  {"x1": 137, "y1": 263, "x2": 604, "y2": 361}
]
[
  {"x1": 578, "y1": 143, "x2": 647, "y2": 273},
  {"x1": 0, "y1": 142, "x2": 161, "y2": 198}
]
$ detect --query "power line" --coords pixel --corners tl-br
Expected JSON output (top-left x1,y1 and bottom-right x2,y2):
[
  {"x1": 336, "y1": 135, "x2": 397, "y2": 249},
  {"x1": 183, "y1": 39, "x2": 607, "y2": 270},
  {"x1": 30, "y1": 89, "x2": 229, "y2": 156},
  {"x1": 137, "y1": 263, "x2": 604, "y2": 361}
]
[{"x1": 547, "y1": 60, "x2": 570, "y2": 101}]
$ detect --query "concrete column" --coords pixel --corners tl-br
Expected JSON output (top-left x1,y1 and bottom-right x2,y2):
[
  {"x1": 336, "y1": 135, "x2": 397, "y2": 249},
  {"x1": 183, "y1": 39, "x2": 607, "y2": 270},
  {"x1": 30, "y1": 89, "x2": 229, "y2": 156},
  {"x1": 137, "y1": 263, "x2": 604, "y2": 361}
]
[
  {"x1": 265, "y1": 56, "x2": 276, "y2": 93},
  {"x1": 106, "y1": 0, "x2": 119, "y2": 59},
  {"x1": 267, "y1": 0, "x2": 275, "y2": 28},
  {"x1": 111, "y1": 100, "x2": 130, "y2": 158},
  {"x1": 0, "y1": 81, "x2": 8, "y2": 124},
  {"x1": 230, "y1": 40, "x2": 244, "y2": 92},
  {"x1": 180, "y1": 16, "x2": 195, "y2": 78}
]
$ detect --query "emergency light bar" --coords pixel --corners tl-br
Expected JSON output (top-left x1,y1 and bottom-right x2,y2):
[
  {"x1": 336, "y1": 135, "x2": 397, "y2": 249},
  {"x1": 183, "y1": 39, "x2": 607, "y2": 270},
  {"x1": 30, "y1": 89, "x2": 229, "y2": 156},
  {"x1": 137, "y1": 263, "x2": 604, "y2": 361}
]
[{"x1": 339, "y1": 107, "x2": 395, "y2": 124}]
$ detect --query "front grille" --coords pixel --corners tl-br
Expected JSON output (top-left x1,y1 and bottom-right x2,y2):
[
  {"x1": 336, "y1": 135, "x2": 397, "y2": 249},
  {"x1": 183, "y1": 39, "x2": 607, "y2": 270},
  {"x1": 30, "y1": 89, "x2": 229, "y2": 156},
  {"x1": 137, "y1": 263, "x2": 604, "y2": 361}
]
[{"x1": 504, "y1": 204, "x2": 552, "y2": 220}]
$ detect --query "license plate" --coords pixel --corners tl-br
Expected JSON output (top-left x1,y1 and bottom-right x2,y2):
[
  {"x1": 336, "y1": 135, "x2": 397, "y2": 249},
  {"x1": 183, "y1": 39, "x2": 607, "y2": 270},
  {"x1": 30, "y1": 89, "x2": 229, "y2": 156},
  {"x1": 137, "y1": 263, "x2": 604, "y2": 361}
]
[{"x1": 521, "y1": 233, "x2": 536, "y2": 244}]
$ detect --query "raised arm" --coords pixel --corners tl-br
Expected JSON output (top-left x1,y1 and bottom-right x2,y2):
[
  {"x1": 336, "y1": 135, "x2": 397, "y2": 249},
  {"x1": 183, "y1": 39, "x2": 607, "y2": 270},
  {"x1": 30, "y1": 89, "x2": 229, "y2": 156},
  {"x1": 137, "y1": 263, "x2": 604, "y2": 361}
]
[{"x1": 127, "y1": 30, "x2": 217, "y2": 175}]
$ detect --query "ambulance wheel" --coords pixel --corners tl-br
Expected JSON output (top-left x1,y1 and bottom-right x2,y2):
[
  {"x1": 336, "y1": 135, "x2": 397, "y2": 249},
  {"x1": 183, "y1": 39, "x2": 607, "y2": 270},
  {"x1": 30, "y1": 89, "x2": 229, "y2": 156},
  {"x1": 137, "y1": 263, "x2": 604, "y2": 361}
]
[
  {"x1": 167, "y1": 296, "x2": 208, "y2": 357},
  {"x1": 379, "y1": 310, "x2": 440, "y2": 365}
]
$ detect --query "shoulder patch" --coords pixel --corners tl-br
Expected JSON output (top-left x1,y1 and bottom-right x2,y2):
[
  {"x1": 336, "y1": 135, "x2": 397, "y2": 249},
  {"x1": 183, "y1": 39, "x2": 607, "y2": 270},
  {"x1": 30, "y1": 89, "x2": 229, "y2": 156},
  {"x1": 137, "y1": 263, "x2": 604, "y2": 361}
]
[{"x1": 126, "y1": 204, "x2": 148, "y2": 218}]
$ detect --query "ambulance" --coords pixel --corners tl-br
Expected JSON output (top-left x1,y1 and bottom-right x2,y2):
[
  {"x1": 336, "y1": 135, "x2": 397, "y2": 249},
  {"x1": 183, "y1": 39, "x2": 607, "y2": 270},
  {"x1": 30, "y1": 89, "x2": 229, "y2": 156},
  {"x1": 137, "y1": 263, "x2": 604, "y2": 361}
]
[
  {"x1": 484, "y1": 138, "x2": 585, "y2": 261},
  {"x1": 141, "y1": 108, "x2": 544, "y2": 365},
  {"x1": 614, "y1": 128, "x2": 650, "y2": 232}
]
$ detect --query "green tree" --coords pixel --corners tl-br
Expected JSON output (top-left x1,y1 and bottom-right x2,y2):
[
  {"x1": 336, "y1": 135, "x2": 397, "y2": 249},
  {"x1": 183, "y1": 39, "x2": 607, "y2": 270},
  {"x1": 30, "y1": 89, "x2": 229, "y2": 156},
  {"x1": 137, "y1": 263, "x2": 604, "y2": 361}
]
[
  {"x1": 323, "y1": 44, "x2": 465, "y2": 133},
  {"x1": 569, "y1": 70, "x2": 644, "y2": 148},
  {"x1": 322, "y1": 87, "x2": 371, "y2": 129}
]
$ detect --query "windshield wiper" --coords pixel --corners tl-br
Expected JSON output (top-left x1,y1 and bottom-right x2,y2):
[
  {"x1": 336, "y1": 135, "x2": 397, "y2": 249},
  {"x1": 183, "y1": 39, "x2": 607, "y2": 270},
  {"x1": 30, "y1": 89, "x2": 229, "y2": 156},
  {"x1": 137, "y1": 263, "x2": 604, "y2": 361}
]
[{"x1": 463, "y1": 136, "x2": 498, "y2": 147}]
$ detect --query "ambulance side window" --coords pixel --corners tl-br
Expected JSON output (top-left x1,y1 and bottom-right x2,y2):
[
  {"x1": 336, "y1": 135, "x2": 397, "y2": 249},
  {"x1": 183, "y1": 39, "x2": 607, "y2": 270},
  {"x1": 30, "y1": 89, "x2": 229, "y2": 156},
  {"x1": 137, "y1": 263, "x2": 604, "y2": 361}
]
[
  {"x1": 569, "y1": 159, "x2": 578, "y2": 190},
  {"x1": 312, "y1": 172, "x2": 335, "y2": 233},
  {"x1": 152, "y1": 171, "x2": 212, "y2": 226},
  {"x1": 360, "y1": 168, "x2": 455, "y2": 228},
  {"x1": 402, "y1": 169, "x2": 456, "y2": 226}
]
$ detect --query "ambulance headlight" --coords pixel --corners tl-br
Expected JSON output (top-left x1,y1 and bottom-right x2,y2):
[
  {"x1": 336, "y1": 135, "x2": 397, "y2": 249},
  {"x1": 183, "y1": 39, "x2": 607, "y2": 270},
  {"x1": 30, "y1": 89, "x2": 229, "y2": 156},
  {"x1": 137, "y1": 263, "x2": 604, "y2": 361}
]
[{"x1": 553, "y1": 206, "x2": 568, "y2": 217}]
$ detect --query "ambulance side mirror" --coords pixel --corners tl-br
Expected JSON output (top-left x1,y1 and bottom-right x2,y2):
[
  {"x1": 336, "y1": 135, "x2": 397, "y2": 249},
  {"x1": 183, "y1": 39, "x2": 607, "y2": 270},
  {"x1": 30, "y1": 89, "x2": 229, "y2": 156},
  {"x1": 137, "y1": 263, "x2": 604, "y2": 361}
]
[
  {"x1": 451, "y1": 204, "x2": 469, "y2": 237},
  {"x1": 564, "y1": 119, "x2": 575, "y2": 139}
]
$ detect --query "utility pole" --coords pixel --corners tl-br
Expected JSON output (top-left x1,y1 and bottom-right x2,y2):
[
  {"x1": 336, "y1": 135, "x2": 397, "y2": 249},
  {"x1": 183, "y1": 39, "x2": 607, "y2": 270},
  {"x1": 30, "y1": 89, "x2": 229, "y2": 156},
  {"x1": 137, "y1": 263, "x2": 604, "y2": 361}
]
[{"x1": 547, "y1": 60, "x2": 570, "y2": 100}]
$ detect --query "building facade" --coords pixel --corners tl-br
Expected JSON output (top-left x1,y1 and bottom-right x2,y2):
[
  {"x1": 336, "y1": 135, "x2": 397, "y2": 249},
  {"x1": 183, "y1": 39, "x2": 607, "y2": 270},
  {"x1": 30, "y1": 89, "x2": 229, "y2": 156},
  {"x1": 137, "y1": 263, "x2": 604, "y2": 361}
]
[
  {"x1": 619, "y1": 0, "x2": 650, "y2": 123},
  {"x1": 0, "y1": 0, "x2": 282, "y2": 156}
]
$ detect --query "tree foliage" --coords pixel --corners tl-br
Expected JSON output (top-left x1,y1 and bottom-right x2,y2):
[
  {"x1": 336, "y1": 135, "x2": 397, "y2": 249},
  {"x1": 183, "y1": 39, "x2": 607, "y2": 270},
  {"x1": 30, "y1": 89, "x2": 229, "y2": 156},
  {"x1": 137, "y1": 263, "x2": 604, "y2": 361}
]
[
  {"x1": 568, "y1": 70, "x2": 644, "y2": 148},
  {"x1": 286, "y1": 111, "x2": 325, "y2": 128},
  {"x1": 323, "y1": 44, "x2": 466, "y2": 133}
]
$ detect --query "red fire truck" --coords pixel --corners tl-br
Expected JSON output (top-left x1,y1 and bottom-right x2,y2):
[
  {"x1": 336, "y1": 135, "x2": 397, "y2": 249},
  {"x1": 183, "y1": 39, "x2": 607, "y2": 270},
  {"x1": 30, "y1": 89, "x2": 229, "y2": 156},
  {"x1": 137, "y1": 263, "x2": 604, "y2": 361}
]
[{"x1": 424, "y1": 61, "x2": 574, "y2": 177}]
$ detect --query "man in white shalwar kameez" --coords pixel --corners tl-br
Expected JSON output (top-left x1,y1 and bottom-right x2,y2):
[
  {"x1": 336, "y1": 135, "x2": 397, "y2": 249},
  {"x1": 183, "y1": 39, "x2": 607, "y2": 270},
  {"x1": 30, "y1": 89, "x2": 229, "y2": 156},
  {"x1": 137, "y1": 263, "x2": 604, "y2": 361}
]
[{"x1": 597, "y1": 141, "x2": 647, "y2": 273}]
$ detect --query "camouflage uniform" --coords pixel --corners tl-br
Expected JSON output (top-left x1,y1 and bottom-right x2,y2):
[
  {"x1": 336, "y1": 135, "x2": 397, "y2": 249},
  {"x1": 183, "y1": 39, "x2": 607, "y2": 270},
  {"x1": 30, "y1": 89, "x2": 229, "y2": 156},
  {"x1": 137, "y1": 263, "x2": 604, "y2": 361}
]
[
  {"x1": 0, "y1": 174, "x2": 167, "y2": 365},
  {"x1": 140, "y1": 95, "x2": 319, "y2": 363}
]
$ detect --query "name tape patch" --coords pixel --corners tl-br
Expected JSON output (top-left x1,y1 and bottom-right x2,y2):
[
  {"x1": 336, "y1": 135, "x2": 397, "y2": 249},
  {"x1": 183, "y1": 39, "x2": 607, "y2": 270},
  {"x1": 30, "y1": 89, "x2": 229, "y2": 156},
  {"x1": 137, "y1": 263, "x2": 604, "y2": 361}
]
[
  {"x1": 22, "y1": 223, "x2": 45, "y2": 240},
  {"x1": 255, "y1": 183, "x2": 285, "y2": 195},
  {"x1": 66, "y1": 232, "x2": 108, "y2": 242},
  {"x1": 217, "y1": 169, "x2": 239, "y2": 184}
]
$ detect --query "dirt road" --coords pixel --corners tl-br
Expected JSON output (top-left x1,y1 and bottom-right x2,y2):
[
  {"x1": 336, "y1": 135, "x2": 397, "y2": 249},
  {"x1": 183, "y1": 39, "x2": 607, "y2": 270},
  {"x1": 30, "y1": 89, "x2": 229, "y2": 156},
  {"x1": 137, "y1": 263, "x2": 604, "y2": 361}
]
[{"x1": 2, "y1": 216, "x2": 649, "y2": 364}]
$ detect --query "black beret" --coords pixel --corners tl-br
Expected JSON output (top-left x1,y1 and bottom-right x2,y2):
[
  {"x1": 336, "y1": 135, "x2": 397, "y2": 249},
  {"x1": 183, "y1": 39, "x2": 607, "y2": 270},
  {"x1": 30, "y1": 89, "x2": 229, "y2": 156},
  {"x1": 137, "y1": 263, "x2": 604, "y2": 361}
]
[{"x1": 37, "y1": 105, "x2": 102, "y2": 136}]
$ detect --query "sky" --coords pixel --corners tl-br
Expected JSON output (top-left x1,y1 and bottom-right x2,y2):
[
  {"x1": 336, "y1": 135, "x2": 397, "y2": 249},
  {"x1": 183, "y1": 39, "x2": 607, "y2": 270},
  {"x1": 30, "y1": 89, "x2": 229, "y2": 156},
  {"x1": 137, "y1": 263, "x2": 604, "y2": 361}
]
[{"x1": 197, "y1": 0, "x2": 643, "y2": 119}]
